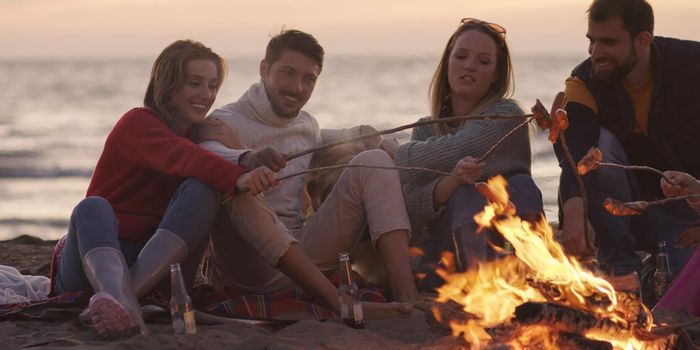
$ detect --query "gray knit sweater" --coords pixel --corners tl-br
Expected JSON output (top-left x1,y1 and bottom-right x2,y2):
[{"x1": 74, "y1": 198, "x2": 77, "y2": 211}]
[{"x1": 394, "y1": 99, "x2": 532, "y2": 228}]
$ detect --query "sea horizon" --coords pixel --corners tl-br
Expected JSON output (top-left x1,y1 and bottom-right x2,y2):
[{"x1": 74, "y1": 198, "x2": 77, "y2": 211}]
[{"x1": 0, "y1": 53, "x2": 585, "y2": 241}]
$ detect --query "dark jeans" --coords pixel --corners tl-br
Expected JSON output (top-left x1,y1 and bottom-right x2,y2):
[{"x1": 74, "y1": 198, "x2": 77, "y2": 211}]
[
  {"x1": 54, "y1": 178, "x2": 221, "y2": 295},
  {"x1": 418, "y1": 173, "x2": 544, "y2": 291},
  {"x1": 559, "y1": 128, "x2": 697, "y2": 276}
]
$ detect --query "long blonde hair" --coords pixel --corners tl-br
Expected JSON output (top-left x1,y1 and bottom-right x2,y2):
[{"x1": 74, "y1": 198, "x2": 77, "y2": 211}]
[
  {"x1": 429, "y1": 21, "x2": 514, "y2": 136},
  {"x1": 143, "y1": 40, "x2": 227, "y2": 130}
]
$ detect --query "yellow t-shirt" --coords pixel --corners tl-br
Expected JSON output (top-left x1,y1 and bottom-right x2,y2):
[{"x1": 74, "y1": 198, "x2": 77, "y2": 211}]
[{"x1": 564, "y1": 73, "x2": 653, "y2": 135}]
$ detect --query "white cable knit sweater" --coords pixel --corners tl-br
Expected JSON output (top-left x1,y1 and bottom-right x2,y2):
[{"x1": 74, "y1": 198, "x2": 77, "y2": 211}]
[{"x1": 204, "y1": 82, "x2": 362, "y2": 230}]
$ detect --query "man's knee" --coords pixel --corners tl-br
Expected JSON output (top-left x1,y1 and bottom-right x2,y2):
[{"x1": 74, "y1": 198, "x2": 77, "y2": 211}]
[
  {"x1": 598, "y1": 128, "x2": 629, "y2": 164},
  {"x1": 350, "y1": 149, "x2": 393, "y2": 166}
]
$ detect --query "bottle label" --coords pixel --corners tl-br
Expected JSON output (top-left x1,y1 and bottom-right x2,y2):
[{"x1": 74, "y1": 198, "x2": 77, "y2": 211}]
[
  {"x1": 353, "y1": 303, "x2": 364, "y2": 322},
  {"x1": 184, "y1": 310, "x2": 197, "y2": 335},
  {"x1": 172, "y1": 317, "x2": 185, "y2": 334},
  {"x1": 340, "y1": 303, "x2": 349, "y2": 319}
]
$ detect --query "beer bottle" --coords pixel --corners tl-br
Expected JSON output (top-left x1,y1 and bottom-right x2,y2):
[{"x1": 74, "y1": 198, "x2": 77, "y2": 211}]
[
  {"x1": 653, "y1": 241, "x2": 672, "y2": 301},
  {"x1": 338, "y1": 252, "x2": 364, "y2": 329},
  {"x1": 170, "y1": 263, "x2": 196, "y2": 335}
]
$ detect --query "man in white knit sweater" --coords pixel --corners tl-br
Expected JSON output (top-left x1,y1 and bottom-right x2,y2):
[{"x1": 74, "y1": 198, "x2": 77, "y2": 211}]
[{"x1": 200, "y1": 29, "x2": 418, "y2": 315}]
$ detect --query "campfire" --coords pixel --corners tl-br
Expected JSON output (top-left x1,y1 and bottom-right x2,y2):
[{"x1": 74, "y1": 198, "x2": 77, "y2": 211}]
[{"x1": 431, "y1": 176, "x2": 676, "y2": 349}]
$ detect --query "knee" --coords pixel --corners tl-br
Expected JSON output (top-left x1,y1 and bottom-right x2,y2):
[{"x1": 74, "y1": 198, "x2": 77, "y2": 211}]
[
  {"x1": 597, "y1": 128, "x2": 629, "y2": 164},
  {"x1": 507, "y1": 174, "x2": 542, "y2": 202},
  {"x1": 73, "y1": 196, "x2": 112, "y2": 217},
  {"x1": 446, "y1": 185, "x2": 485, "y2": 222},
  {"x1": 507, "y1": 174, "x2": 543, "y2": 220},
  {"x1": 350, "y1": 149, "x2": 393, "y2": 166},
  {"x1": 179, "y1": 179, "x2": 221, "y2": 207}
]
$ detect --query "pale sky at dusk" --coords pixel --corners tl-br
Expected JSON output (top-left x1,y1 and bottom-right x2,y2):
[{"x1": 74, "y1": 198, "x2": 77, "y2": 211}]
[{"x1": 1, "y1": 0, "x2": 699, "y2": 59}]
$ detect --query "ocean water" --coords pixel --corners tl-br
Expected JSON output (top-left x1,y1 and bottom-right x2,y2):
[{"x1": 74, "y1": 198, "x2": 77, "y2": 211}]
[{"x1": 0, "y1": 54, "x2": 585, "y2": 240}]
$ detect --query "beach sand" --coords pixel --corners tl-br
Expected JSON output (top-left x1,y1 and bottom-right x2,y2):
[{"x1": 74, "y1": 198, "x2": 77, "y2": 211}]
[{"x1": 0, "y1": 236, "x2": 460, "y2": 349}]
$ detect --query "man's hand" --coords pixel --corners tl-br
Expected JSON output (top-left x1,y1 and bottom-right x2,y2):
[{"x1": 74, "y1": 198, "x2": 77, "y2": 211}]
[
  {"x1": 359, "y1": 125, "x2": 381, "y2": 149},
  {"x1": 660, "y1": 170, "x2": 700, "y2": 197},
  {"x1": 379, "y1": 136, "x2": 400, "y2": 159},
  {"x1": 451, "y1": 156, "x2": 484, "y2": 184},
  {"x1": 560, "y1": 197, "x2": 597, "y2": 257},
  {"x1": 200, "y1": 117, "x2": 246, "y2": 149},
  {"x1": 240, "y1": 147, "x2": 286, "y2": 172},
  {"x1": 235, "y1": 166, "x2": 278, "y2": 195}
]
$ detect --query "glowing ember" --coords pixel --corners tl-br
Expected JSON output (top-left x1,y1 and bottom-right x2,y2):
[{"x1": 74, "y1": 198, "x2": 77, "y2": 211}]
[{"x1": 434, "y1": 176, "x2": 670, "y2": 349}]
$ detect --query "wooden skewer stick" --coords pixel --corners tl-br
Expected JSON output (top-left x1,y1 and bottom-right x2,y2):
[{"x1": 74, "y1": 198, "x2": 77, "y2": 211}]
[
  {"x1": 475, "y1": 117, "x2": 534, "y2": 163},
  {"x1": 283, "y1": 113, "x2": 537, "y2": 161},
  {"x1": 560, "y1": 131, "x2": 595, "y2": 253},
  {"x1": 275, "y1": 164, "x2": 459, "y2": 182},
  {"x1": 597, "y1": 162, "x2": 673, "y2": 183},
  {"x1": 638, "y1": 193, "x2": 700, "y2": 209}
]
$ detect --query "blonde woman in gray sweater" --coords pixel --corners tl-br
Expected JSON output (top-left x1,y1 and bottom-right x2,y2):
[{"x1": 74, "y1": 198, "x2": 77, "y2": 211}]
[{"x1": 392, "y1": 19, "x2": 543, "y2": 291}]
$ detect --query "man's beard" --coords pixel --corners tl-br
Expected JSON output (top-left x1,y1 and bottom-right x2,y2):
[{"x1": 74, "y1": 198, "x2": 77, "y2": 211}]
[
  {"x1": 270, "y1": 100, "x2": 300, "y2": 119},
  {"x1": 592, "y1": 47, "x2": 637, "y2": 85}
]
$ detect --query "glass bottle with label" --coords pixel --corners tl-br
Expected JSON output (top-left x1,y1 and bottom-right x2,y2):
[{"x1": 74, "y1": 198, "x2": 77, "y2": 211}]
[
  {"x1": 170, "y1": 263, "x2": 196, "y2": 335},
  {"x1": 653, "y1": 241, "x2": 672, "y2": 301},
  {"x1": 338, "y1": 252, "x2": 364, "y2": 329}
]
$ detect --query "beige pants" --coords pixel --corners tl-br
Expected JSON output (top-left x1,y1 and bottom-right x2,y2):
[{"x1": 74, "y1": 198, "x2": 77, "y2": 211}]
[{"x1": 206, "y1": 150, "x2": 411, "y2": 293}]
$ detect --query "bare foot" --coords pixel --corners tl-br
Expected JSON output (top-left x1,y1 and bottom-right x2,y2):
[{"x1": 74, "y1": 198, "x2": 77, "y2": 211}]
[
  {"x1": 362, "y1": 301, "x2": 414, "y2": 320},
  {"x1": 79, "y1": 293, "x2": 137, "y2": 338}
]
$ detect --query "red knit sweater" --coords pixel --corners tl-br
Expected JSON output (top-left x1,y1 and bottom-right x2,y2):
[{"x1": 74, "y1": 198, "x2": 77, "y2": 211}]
[{"x1": 86, "y1": 108, "x2": 244, "y2": 242}]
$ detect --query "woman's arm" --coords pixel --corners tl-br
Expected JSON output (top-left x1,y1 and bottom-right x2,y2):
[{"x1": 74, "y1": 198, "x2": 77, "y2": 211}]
[{"x1": 395, "y1": 100, "x2": 529, "y2": 185}]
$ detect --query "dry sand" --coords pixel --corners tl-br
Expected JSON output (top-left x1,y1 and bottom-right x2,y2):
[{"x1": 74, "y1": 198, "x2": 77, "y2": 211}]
[{"x1": 0, "y1": 235, "x2": 460, "y2": 349}]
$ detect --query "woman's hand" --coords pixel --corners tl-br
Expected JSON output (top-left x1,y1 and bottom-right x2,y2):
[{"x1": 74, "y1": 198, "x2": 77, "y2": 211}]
[
  {"x1": 451, "y1": 156, "x2": 484, "y2": 184},
  {"x1": 432, "y1": 156, "x2": 484, "y2": 210},
  {"x1": 200, "y1": 117, "x2": 246, "y2": 149},
  {"x1": 235, "y1": 166, "x2": 278, "y2": 195}
]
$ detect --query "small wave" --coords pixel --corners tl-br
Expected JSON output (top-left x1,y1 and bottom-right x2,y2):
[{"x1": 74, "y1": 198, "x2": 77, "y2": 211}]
[
  {"x1": 0, "y1": 218, "x2": 68, "y2": 227},
  {"x1": 0, "y1": 168, "x2": 92, "y2": 178}
]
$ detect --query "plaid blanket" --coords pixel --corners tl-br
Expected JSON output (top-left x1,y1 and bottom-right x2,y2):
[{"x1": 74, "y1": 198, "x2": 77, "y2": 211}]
[{"x1": 0, "y1": 272, "x2": 388, "y2": 322}]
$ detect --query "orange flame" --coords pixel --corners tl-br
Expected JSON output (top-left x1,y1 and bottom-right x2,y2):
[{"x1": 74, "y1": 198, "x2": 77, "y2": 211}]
[{"x1": 435, "y1": 176, "x2": 660, "y2": 349}]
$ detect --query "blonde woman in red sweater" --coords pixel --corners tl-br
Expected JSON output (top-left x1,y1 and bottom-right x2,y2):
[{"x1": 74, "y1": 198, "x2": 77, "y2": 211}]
[{"x1": 50, "y1": 40, "x2": 276, "y2": 338}]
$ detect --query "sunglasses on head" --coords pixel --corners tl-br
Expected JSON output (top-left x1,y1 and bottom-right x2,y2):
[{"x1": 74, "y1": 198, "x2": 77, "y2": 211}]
[{"x1": 459, "y1": 18, "x2": 506, "y2": 37}]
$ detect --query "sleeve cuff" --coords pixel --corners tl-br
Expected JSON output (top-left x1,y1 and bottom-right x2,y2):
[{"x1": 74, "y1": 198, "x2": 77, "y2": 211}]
[{"x1": 199, "y1": 140, "x2": 251, "y2": 165}]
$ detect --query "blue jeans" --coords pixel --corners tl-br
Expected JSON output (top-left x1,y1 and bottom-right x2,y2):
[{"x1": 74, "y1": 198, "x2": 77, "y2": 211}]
[
  {"x1": 54, "y1": 178, "x2": 221, "y2": 295},
  {"x1": 559, "y1": 128, "x2": 696, "y2": 276},
  {"x1": 418, "y1": 174, "x2": 543, "y2": 290}
]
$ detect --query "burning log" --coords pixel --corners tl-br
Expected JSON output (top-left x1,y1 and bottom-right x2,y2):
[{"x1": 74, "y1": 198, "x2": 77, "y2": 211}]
[
  {"x1": 525, "y1": 278, "x2": 613, "y2": 310},
  {"x1": 514, "y1": 302, "x2": 628, "y2": 336},
  {"x1": 424, "y1": 299, "x2": 477, "y2": 336},
  {"x1": 557, "y1": 332, "x2": 614, "y2": 350}
]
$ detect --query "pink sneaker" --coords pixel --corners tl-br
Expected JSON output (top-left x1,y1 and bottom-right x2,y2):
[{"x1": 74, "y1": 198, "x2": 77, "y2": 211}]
[{"x1": 79, "y1": 292, "x2": 137, "y2": 338}]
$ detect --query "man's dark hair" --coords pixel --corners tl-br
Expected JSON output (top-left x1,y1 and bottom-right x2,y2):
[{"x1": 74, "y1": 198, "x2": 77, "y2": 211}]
[
  {"x1": 265, "y1": 29, "x2": 324, "y2": 71},
  {"x1": 588, "y1": 0, "x2": 654, "y2": 39}
]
